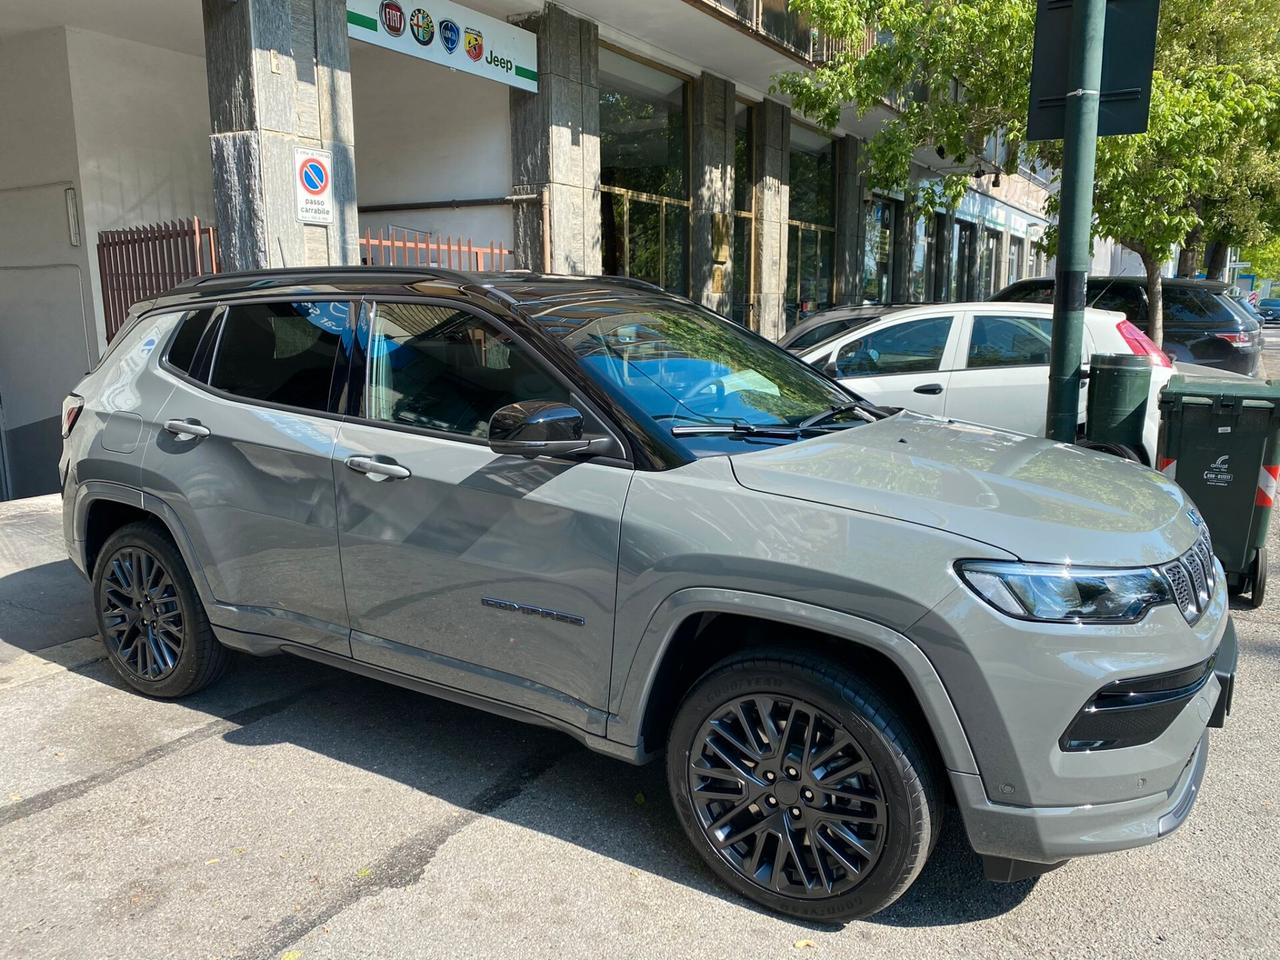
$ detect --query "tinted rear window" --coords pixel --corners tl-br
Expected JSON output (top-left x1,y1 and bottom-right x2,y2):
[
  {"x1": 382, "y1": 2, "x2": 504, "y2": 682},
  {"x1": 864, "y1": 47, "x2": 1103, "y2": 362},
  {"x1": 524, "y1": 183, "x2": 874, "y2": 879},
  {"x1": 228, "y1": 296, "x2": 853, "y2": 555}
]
[
  {"x1": 1000, "y1": 282, "x2": 1053, "y2": 304},
  {"x1": 208, "y1": 301, "x2": 348, "y2": 412},
  {"x1": 1163, "y1": 287, "x2": 1239, "y2": 328},
  {"x1": 165, "y1": 309, "x2": 217, "y2": 375}
]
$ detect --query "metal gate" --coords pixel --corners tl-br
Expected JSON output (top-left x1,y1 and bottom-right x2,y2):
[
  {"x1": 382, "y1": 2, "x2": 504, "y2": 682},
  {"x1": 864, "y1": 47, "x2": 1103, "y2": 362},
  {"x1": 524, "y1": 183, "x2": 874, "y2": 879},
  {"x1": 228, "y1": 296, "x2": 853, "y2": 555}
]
[{"x1": 96, "y1": 218, "x2": 219, "y2": 340}]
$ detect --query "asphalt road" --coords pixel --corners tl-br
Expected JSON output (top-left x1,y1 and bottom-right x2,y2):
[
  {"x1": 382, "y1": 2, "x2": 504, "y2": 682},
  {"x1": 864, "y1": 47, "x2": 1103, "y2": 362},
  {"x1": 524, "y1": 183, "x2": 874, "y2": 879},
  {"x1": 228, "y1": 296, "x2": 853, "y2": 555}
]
[{"x1": 2, "y1": 343, "x2": 1279, "y2": 959}]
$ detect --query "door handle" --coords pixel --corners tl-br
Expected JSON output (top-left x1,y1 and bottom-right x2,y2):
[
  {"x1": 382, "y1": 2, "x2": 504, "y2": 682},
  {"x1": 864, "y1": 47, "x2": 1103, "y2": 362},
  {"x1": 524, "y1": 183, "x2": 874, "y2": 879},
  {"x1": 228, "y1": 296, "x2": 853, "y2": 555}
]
[
  {"x1": 913, "y1": 383, "x2": 944, "y2": 395},
  {"x1": 162, "y1": 419, "x2": 211, "y2": 440},
  {"x1": 345, "y1": 455, "x2": 411, "y2": 481}
]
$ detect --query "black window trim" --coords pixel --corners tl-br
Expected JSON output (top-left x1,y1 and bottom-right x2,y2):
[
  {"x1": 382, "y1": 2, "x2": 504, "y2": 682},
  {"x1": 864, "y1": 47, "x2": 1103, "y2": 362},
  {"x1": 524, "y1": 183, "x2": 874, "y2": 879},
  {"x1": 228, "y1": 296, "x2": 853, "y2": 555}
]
[
  {"x1": 347, "y1": 295, "x2": 634, "y2": 467},
  {"x1": 154, "y1": 295, "x2": 358, "y2": 425}
]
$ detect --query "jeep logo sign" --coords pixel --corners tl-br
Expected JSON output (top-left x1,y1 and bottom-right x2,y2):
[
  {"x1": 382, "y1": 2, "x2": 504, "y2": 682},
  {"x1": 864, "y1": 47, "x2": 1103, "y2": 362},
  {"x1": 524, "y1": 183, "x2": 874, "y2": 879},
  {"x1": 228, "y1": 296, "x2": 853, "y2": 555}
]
[{"x1": 345, "y1": 0, "x2": 538, "y2": 92}]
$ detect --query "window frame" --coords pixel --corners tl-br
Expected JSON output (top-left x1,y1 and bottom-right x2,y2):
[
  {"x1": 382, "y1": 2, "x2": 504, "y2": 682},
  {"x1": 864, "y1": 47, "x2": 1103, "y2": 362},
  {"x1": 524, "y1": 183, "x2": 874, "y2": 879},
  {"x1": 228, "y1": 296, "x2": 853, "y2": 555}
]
[
  {"x1": 960, "y1": 312, "x2": 1054, "y2": 372},
  {"x1": 347, "y1": 296, "x2": 632, "y2": 465},
  {"x1": 832, "y1": 313, "x2": 959, "y2": 379},
  {"x1": 156, "y1": 296, "x2": 357, "y2": 423}
]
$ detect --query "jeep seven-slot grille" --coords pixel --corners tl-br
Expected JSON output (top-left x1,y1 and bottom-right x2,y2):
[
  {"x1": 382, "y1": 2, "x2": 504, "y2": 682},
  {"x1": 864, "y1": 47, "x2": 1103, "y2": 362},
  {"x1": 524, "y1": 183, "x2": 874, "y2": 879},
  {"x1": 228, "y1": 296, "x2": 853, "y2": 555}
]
[{"x1": 1159, "y1": 525, "x2": 1217, "y2": 625}]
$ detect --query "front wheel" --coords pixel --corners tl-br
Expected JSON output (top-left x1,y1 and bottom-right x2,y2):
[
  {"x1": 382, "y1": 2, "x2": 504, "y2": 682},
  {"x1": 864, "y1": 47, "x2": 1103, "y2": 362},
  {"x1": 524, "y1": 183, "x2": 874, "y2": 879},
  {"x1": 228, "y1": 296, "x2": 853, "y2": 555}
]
[
  {"x1": 92, "y1": 521, "x2": 229, "y2": 698},
  {"x1": 666, "y1": 652, "x2": 942, "y2": 922}
]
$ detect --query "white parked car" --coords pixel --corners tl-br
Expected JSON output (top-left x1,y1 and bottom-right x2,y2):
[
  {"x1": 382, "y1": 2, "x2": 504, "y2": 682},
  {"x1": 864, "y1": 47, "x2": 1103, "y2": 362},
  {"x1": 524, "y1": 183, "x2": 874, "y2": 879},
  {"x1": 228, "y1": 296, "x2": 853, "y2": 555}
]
[{"x1": 797, "y1": 302, "x2": 1175, "y2": 464}]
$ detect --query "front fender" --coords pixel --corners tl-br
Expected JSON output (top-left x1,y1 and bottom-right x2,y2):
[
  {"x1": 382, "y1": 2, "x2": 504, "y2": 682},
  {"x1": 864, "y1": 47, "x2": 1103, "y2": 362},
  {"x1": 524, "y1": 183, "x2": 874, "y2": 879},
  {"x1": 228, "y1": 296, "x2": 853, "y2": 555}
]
[{"x1": 608, "y1": 587, "x2": 979, "y2": 775}]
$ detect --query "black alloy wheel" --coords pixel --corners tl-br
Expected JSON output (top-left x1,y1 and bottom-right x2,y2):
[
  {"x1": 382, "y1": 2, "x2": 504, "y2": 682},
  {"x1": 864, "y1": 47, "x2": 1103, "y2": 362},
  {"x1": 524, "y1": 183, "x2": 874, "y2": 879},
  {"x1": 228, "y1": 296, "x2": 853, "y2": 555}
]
[
  {"x1": 667, "y1": 653, "x2": 942, "y2": 922},
  {"x1": 92, "y1": 521, "x2": 229, "y2": 698},
  {"x1": 100, "y1": 546, "x2": 184, "y2": 681},
  {"x1": 687, "y1": 694, "x2": 886, "y2": 898}
]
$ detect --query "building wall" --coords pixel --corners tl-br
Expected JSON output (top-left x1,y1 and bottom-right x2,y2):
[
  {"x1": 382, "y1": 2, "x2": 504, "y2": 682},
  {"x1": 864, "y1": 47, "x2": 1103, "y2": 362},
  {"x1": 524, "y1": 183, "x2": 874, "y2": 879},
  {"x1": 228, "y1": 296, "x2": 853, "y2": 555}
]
[
  {"x1": 65, "y1": 28, "x2": 214, "y2": 353},
  {"x1": 0, "y1": 27, "x2": 97, "y2": 499},
  {"x1": 350, "y1": 42, "x2": 513, "y2": 251}
]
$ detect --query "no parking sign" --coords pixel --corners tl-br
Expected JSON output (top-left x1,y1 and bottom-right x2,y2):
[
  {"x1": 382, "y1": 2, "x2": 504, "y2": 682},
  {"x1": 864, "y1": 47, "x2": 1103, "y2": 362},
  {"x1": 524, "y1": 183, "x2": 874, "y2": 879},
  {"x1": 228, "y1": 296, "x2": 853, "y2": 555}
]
[{"x1": 294, "y1": 147, "x2": 333, "y2": 224}]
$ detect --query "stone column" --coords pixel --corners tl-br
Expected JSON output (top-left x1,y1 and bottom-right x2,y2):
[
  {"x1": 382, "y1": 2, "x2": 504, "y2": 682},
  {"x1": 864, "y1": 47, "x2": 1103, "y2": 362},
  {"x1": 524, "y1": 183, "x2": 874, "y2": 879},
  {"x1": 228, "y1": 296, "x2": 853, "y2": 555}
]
[
  {"x1": 752, "y1": 99, "x2": 790, "y2": 339},
  {"x1": 689, "y1": 73, "x2": 735, "y2": 315},
  {"x1": 833, "y1": 135, "x2": 865, "y2": 305},
  {"x1": 890, "y1": 198, "x2": 909, "y2": 302},
  {"x1": 202, "y1": 0, "x2": 358, "y2": 270},
  {"x1": 510, "y1": 4, "x2": 601, "y2": 274},
  {"x1": 935, "y1": 212, "x2": 956, "y2": 300}
]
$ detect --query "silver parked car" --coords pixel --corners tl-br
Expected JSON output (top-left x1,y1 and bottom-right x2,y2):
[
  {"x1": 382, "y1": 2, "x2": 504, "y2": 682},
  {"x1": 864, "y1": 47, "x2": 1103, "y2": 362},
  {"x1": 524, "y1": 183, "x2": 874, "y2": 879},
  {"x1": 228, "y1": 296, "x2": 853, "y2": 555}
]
[{"x1": 61, "y1": 269, "x2": 1235, "y2": 921}]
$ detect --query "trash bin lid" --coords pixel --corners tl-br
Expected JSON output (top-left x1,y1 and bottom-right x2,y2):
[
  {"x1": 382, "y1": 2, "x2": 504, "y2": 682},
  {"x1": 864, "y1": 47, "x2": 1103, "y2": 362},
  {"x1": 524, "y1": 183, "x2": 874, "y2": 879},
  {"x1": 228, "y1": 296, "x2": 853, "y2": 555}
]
[{"x1": 1160, "y1": 374, "x2": 1280, "y2": 409}]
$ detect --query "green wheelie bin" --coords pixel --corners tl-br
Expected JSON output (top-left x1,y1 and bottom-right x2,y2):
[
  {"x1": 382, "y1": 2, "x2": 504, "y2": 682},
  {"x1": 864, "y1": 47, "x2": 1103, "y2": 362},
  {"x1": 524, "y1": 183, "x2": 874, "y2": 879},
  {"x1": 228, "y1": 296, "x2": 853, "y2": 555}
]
[{"x1": 1157, "y1": 375, "x2": 1280, "y2": 608}]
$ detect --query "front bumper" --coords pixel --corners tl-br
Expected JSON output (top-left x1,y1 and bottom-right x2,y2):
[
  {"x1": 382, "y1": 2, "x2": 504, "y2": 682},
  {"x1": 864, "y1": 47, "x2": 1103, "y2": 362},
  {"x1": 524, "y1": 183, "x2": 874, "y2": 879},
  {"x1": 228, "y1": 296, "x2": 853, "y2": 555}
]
[{"x1": 954, "y1": 619, "x2": 1235, "y2": 867}]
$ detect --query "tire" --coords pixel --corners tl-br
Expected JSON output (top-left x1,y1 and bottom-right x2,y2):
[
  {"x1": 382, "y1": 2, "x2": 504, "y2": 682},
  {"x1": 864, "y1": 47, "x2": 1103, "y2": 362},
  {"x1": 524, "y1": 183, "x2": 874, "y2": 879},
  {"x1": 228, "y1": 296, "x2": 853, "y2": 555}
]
[
  {"x1": 92, "y1": 520, "x2": 229, "y2": 698},
  {"x1": 1076, "y1": 439, "x2": 1143, "y2": 464},
  {"x1": 1250, "y1": 545, "x2": 1267, "y2": 609},
  {"x1": 666, "y1": 651, "x2": 942, "y2": 922}
]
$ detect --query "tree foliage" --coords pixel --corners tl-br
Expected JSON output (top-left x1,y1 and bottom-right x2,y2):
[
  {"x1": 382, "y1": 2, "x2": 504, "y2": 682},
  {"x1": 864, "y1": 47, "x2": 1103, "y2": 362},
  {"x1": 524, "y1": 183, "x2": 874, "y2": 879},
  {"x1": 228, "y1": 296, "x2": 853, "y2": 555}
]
[
  {"x1": 1241, "y1": 238, "x2": 1280, "y2": 281},
  {"x1": 778, "y1": 0, "x2": 1280, "y2": 344}
]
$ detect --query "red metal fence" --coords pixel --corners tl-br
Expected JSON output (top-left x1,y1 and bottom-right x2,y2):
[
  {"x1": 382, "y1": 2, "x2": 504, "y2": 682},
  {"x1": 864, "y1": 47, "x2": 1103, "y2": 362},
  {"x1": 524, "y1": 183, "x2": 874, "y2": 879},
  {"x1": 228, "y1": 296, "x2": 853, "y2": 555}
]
[
  {"x1": 358, "y1": 227, "x2": 514, "y2": 271},
  {"x1": 97, "y1": 220, "x2": 514, "y2": 342},
  {"x1": 97, "y1": 218, "x2": 218, "y2": 340}
]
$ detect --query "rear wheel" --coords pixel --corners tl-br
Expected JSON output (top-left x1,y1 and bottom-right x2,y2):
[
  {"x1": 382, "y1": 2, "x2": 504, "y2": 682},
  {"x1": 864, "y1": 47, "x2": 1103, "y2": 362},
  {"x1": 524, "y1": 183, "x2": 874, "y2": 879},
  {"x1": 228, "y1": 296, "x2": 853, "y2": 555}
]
[
  {"x1": 666, "y1": 652, "x2": 941, "y2": 922},
  {"x1": 92, "y1": 521, "x2": 228, "y2": 698}
]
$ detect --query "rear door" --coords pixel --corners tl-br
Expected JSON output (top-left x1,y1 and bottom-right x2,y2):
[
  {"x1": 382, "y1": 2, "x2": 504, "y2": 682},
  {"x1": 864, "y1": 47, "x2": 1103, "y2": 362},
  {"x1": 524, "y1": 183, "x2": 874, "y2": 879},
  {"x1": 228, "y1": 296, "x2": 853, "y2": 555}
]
[
  {"x1": 145, "y1": 298, "x2": 353, "y2": 653},
  {"x1": 944, "y1": 311, "x2": 1058, "y2": 435},
  {"x1": 333, "y1": 298, "x2": 631, "y2": 730},
  {"x1": 829, "y1": 313, "x2": 960, "y2": 415}
]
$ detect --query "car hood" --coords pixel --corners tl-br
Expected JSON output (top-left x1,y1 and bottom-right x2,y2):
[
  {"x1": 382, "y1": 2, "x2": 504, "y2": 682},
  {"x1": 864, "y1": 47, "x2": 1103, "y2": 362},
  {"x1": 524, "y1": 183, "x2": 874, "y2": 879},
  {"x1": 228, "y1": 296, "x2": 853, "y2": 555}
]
[{"x1": 730, "y1": 412, "x2": 1198, "y2": 566}]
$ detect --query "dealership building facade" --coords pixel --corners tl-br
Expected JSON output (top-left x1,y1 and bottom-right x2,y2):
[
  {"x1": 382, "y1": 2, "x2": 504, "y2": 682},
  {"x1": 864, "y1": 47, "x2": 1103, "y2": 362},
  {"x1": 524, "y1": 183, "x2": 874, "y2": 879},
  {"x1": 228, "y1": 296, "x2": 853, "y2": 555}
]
[{"x1": 0, "y1": 0, "x2": 1050, "y2": 499}]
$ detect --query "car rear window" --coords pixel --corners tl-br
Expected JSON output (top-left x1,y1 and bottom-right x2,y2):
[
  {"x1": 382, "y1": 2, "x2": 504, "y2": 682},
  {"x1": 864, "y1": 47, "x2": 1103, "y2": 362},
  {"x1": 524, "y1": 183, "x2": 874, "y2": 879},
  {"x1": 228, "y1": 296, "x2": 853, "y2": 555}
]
[
  {"x1": 165, "y1": 309, "x2": 218, "y2": 376},
  {"x1": 788, "y1": 319, "x2": 852, "y2": 351},
  {"x1": 1163, "y1": 287, "x2": 1239, "y2": 328},
  {"x1": 999, "y1": 282, "x2": 1053, "y2": 304},
  {"x1": 208, "y1": 301, "x2": 349, "y2": 412}
]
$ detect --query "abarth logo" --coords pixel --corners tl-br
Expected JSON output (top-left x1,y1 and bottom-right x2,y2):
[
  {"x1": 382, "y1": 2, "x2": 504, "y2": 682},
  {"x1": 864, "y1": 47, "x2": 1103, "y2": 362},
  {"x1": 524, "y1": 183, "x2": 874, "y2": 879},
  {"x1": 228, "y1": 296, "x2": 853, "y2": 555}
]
[
  {"x1": 439, "y1": 18, "x2": 460, "y2": 53},
  {"x1": 464, "y1": 27, "x2": 484, "y2": 62},
  {"x1": 409, "y1": 8, "x2": 434, "y2": 45},
  {"x1": 482, "y1": 597, "x2": 585, "y2": 627}
]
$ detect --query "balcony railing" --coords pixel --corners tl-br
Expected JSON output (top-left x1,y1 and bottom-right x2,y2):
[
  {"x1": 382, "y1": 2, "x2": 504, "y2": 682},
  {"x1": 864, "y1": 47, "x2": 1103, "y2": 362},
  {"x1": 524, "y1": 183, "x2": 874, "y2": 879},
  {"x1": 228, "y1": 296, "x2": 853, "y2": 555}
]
[{"x1": 694, "y1": 0, "x2": 876, "y2": 63}]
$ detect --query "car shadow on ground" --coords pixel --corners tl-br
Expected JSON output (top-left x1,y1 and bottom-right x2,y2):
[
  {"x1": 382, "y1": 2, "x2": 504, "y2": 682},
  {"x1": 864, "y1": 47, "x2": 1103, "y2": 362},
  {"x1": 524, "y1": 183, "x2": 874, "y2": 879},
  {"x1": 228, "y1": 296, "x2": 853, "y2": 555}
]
[{"x1": 3, "y1": 557, "x2": 1035, "y2": 930}]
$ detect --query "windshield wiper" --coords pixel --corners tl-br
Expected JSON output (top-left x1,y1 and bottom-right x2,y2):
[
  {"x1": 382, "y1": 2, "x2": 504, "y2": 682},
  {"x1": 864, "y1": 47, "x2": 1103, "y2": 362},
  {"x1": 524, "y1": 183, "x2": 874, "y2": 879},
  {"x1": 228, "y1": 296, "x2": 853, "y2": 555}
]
[
  {"x1": 669, "y1": 421, "x2": 801, "y2": 438},
  {"x1": 798, "y1": 401, "x2": 881, "y2": 430}
]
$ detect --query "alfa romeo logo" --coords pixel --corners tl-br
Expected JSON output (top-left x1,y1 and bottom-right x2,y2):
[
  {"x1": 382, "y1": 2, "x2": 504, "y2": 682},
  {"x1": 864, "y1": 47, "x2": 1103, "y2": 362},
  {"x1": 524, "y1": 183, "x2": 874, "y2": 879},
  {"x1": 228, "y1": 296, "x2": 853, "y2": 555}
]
[{"x1": 409, "y1": 8, "x2": 434, "y2": 45}]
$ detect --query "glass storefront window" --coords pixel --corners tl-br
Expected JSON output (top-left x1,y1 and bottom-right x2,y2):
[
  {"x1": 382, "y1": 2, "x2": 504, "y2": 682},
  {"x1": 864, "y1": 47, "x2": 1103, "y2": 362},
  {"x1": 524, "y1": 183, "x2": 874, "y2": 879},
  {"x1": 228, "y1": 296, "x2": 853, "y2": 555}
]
[
  {"x1": 1008, "y1": 235, "x2": 1025, "y2": 285},
  {"x1": 906, "y1": 211, "x2": 937, "y2": 303},
  {"x1": 785, "y1": 125, "x2": 836, "y2": 328},
  {"x1": 949, "y1": 220, "x2": 976, "y2": 301},
  {"x1": 599, "y1": 48, "x2": 689, "y2": 294},
  {"x1": 977, "y1": 227, "x2": 1001, "y2": 298},
  {"x1": 864, "y1": 197, "x2": 894, "y2": 303}
]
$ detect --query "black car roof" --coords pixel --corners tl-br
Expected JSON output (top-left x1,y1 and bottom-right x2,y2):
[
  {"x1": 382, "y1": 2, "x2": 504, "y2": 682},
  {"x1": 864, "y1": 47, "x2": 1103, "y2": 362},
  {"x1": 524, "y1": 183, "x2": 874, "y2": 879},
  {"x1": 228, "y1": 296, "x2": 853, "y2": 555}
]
[{"x1": 1009, "y1": 275, "x2": 1229, "y2": 292}]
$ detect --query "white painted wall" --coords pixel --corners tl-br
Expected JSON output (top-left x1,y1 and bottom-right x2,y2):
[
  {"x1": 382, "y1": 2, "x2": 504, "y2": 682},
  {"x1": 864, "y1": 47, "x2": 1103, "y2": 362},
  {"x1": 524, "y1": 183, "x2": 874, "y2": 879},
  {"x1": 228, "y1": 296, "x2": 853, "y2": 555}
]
[
  {"x1": 65, "y1": 28, "x2": 214, "y2": 353},
  {"x1": 350, "y1": 41, "x2": 514, "y2": 253}
]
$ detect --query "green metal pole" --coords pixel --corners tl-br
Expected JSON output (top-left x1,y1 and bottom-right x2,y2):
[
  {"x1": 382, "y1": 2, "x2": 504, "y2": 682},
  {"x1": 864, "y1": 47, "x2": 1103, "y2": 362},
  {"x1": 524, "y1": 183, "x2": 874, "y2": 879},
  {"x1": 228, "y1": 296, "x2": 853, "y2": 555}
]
[{"x1": 1045, "y1": 0, "x2": 1106, "y2": 443}]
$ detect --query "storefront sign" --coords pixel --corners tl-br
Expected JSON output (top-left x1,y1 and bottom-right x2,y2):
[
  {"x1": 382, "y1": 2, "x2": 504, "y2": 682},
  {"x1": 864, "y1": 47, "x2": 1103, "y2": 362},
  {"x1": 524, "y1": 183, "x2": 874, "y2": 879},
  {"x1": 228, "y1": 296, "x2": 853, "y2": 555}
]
[
  {"x1": 346, "y1": 0, "x2": 538, "y2": 92},
  {"x1": 294, "y1": 148, "x2": 334, "y2": 224}
]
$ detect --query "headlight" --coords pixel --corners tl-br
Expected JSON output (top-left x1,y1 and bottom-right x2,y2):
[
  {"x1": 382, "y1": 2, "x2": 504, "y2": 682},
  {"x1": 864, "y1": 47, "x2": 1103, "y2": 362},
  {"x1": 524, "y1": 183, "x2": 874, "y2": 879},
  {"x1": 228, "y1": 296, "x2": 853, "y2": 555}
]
[{"x1": 956, "y1": 560, "x2": 1173, "y2": 623}]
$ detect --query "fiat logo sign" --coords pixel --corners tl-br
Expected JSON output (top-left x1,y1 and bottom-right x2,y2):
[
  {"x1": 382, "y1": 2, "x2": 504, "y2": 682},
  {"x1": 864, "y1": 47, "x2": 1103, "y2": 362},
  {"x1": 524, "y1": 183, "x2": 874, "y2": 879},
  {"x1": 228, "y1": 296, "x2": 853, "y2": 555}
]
[{"x1": 379, "y1": 0, "x2": 406, "y2": 37}]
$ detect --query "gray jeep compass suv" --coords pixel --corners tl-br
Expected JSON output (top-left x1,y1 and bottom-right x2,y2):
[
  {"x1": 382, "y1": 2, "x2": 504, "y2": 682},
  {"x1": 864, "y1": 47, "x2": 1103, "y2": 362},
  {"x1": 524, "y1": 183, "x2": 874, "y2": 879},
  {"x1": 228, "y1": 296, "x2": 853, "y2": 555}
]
[{"x1": 61, "y1": 269, "x2": 1235, "y2": 921}]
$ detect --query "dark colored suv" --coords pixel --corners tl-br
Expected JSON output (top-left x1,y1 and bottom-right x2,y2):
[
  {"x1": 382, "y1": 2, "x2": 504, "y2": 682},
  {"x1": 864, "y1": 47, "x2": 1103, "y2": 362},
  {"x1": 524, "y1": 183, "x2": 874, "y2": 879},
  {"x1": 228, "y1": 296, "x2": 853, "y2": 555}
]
[{"x1": 996, "y1": 276, "x2": 1262, "y2": 375}]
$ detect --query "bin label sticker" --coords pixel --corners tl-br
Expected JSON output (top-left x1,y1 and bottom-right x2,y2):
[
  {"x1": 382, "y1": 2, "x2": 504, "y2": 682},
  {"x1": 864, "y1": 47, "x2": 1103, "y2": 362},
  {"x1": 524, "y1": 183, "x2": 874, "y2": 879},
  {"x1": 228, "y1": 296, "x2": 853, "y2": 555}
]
[
  {"x1": 1218, "y1": 426, "x2": 1232, "y2": 433},
  {"x1": 1204, "y1": 454, "x2": 1233, "y2": 487}
]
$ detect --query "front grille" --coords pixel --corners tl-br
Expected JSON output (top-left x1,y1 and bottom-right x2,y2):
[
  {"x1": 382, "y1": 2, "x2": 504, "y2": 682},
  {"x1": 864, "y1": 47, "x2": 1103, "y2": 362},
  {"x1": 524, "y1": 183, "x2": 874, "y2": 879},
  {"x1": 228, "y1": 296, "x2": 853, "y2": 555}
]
[{"x1": 1159, "y1": 522, "x2": 1217, "y2": 624}]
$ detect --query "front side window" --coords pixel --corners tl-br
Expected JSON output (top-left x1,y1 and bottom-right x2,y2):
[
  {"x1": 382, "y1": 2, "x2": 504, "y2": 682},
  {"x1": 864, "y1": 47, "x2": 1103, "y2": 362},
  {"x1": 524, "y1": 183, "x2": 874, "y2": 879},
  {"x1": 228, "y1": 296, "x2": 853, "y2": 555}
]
[
  {"x1": 967, "y1": 315, "x2": 1051, "y2": 368},
  {"x1": 365, "y1": 302, "x2": 569, "y2": 438},
  {"x1": 208, "y1": 301, "x2": 348, "y2": 411},
  {"x1": 835, "y1": 317, "x2": 953, "y2": 378},
  {"x1": 559, "y1": 300, "x2": 850, "y2": 427}
]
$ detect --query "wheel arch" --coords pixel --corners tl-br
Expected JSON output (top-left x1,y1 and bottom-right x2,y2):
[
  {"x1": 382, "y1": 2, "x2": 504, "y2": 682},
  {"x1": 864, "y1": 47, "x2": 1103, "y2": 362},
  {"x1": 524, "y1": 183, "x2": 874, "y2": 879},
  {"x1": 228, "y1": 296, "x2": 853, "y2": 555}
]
[{"x1": 615, "y1": 589, "x2": 978, "y2": 776}]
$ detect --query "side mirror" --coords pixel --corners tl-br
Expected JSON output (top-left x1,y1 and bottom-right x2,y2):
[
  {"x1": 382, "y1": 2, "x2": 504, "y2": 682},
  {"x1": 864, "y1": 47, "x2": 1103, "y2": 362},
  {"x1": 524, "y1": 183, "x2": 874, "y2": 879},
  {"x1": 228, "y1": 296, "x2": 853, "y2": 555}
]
[{"x1": 488, "y1": 400, "x2": 608, "y2": 459}]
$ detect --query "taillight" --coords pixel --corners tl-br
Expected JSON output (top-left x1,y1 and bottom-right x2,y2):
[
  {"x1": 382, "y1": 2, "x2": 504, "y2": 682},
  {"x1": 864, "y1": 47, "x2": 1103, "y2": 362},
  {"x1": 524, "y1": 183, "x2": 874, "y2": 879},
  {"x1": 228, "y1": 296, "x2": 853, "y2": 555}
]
[
  {"x1": 61, "y1": 394, "x2": 84, "y2": 438},
  {"x1": 1116, "y1": 320, "x2": 1172, "y2": 367},
  {"x1": 1214, "y1": 332, "x2": 1251, "y2": 345}
]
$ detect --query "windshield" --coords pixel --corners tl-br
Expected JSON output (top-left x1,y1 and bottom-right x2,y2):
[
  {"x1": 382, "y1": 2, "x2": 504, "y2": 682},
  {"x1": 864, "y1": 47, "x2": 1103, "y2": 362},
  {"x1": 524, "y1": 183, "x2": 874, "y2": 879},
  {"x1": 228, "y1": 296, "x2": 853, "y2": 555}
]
[{"x1": 556, "y1": 301, "x2": 855, "y2": 428}]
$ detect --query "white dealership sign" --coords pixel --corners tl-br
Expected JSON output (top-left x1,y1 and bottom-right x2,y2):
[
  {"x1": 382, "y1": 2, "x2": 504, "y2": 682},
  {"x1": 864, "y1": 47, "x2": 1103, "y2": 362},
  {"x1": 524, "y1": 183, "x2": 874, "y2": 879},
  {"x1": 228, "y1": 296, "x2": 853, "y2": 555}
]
[{"x1": 347, "y1": 0, "x2": 538, "y2": 92}]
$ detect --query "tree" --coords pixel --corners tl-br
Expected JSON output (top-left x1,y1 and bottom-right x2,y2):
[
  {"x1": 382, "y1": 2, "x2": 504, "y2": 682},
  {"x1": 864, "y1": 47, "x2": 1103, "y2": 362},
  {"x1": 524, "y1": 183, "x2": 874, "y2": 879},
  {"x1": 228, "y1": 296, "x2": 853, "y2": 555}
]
[
  {"x1": 777, "y1": 0, "x2": 1280, "y2": 345},
  {"x1": 1240, "y1": 238, "x2": 1280, "y2": 281}
]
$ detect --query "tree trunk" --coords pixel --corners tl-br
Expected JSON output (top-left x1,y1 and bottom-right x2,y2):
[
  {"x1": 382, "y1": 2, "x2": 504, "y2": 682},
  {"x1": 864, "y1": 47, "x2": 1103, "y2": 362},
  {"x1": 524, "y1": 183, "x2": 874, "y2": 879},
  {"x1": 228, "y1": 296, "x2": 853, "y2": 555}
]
[
  {"x1": 1141, "y1": 249, "x2": 1165, "y2": 347},
  {"x1": 1205, "y1": 241, "x2": 1229, "y2": 281},
  {"x1": 1177, "y1": 225, "x2": 1203, "y2": 278}
]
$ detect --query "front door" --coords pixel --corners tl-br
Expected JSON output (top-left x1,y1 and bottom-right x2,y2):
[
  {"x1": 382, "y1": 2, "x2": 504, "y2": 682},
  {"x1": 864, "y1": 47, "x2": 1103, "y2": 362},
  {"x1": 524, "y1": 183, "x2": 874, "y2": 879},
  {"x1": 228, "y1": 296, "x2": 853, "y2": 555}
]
[
  {"x1": 831, "y1": 313, "x2": 959, "y2": 415},
  {"x1": 334, "y1": 300, "x2": 631, "y2": 731}
]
